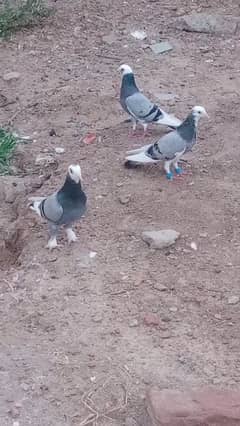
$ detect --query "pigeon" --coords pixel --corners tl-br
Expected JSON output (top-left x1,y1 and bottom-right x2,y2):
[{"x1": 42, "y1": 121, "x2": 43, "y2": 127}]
[
  {"x1": 29, "y1": 164, "x2": 87, "y2": 249},
  {"x1": 118, "y1": 64, "x2": 182, "y2": 136},
  {"x1": 125, "y1": 106, "x2": 208, "y2": 180}
]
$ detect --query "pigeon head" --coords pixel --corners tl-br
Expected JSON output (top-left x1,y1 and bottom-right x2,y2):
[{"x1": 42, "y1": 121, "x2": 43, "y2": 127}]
[
  {"x1": 118, "y1": 64, "x2": 133, "y2": 75},
  {"x1": 68, "y1": 164, "x2": 82, "y2": 183},
  {"x1": 192, "y1": 106, "x2": 208, "y2": 123}
]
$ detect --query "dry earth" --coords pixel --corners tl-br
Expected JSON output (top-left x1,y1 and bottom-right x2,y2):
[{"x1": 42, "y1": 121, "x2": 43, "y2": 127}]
[{"x1": 0, "y1": 0, "x2": 240, "y2": 425}]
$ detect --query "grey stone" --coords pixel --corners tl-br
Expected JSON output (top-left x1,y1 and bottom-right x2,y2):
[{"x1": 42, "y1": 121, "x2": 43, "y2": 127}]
[
  {"x1": 153, "y1": 283, "x2": 167, "y2": 292},
  {"x1": 150, "y1": 41, "x2": 173, "y2": 55},
  {"x1": 146, "y1": 386, "x2": 240, "y2": 426},
  {"x1": 178, "y1": 13, "x2": 239, "y2": 35},
  {"x1": 3, "y1": 72, "x2": 20, "y2": 81},
  {"x1": 129, "y1": 319, "x2": 139, "y2": 328},
  {"x1": 35, "y1": 154, "x2": 57, "y2": 167},
  {"x1": 142, "y1": 229, "x2": 180, "y2": 249},
  {"x1": 228, "y1": 296, "x2": 239, "y2": 305},
  {"x1": 118, "y1": 194, "x2": 131, "y2": 205}
]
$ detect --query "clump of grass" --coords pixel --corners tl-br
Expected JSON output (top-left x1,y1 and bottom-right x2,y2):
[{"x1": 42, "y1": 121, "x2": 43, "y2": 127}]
[
  {"x1": 0, "y1": 0, "x2": 52, "y2": 38},
  {"x1": 0, "y1": 128, "x2": 18, "y2": 174}
]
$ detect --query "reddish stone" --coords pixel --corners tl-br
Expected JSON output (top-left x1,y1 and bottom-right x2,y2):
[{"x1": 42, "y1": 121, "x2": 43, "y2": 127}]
[
  {"x1": 146, "y1": 386, "x2": 240, "y2": 426},
  {"x1": 144, "y1": 313, "x2": 160, "y2": 327}
]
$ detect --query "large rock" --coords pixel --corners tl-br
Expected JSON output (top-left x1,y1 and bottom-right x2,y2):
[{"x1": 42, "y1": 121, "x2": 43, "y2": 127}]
[
  {"x1": 146, "y1": 387, "x2": 240, "y2": 426},
  {"x1": 142, "y1": 230, "x2": 180, "y2": 249},
  {"x1": 177, "y1": 13, "x2": 239, "y2": 35}
]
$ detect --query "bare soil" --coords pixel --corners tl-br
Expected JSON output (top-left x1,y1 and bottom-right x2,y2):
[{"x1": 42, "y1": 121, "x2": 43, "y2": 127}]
[{"x1": 0, "y1": 0, "x2": 240, "y2": 425}]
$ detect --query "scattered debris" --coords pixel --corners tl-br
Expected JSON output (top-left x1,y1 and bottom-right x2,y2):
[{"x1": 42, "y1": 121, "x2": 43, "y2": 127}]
[
  {"x1": 49, "y1": 128, "x2": 57, "y2": 136},
  {"x1": 214, "y1": 314, "x2": 222, "y2": 320},
  {"x1": 144, "y1": 313, "x2": 160, "y2": 326},
  {"x1": 35, "y1": 154, "x2": 57, "y2": 167},
  {"x1": 3, "y1": 72, "x2": 21, "y2": 81},
  {"x1": 92, "y1": 314, "x2": 103, "y2": 323},
  {"x1": 54, "y1": 147, "x2": 65, "y2": 154},
  {"x1": 131, "y1": 30, "x2": 147, "y2": 40},
  {"x1": 150, "y1": 41, "x2": 173, "y2": 55},
  {"x1": 190, "y1": 242, "x2": 198, "y2": 251},
  {"x1": 153, "y1": 283, "x2": 167, "y2": 292},
  {"x1": 89, "y1": 251, "x2": 97, "y2": 259},
  {"x1": 199, "y1": 232, "x2": 208, "y2": 238},
  {"x1": 227, "y1": 296, "x2": 239, "y2": 305},
  {"x1": 177, "y1": 13, "x2": 240, "y2": 35},
  {"x1": 169, "y1": 306, "x2": 178, "y2": 313},
  {"x1": 142, "y1": 229, "x2": 180, "y2": 249},
  {"x1": 129, "y1": 319, "x2": 139, "y2": 327},
  {"x1": 82, "y1": 133, "x2": 97, "y2": 145},
  {"x1": 118, "y1": 194, "x2": 131, "y2": 205}
]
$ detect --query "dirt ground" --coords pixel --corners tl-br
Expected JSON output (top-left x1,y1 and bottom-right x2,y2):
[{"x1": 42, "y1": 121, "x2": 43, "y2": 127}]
[{"x1": 1, "y1": 0, "x2": 240, "y2": 425}]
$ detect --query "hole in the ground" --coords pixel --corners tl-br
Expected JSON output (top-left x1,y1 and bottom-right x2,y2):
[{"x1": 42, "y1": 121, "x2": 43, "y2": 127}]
[{"x1": 0, "y1": 226, "x2": 25, "y2": 270}]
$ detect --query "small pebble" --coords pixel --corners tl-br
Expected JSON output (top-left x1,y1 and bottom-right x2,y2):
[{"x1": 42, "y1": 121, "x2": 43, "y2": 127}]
[
  {"x1": 190, "y1": 242, "x2": 198, "y2": 251},
  {"x1": 49, "y1": 128, "x2": 57, "y2": 136},
  {"x1": 89, "y1": 251, "x2": 97, "y2": 258},
  {"x1": 54, "y1": 147, "x2": 65, "y2": 154},
  {"x1": 228, "y1": 296, "x2": 239, "y2": 305},
  {"x1": 129, "y1": 319, "x2": 139, "y2": 327},
  {"x1": 169, "y1": 306, "x2": 178, "y2": 312}
]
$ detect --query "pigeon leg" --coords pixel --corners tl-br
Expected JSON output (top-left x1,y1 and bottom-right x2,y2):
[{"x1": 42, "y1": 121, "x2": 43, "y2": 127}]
[
  {"x1": 65, "y1": 227, "x2": 77, "y2": 244},
  {"x1": 129, "y1": 119, "x2": 141, "y2": 137},
  {"x1": 47, "y1": 236, "x2": 58, "y2": 250},
  {"x1": 142, "y1": 123, "x2": 152, "y2": 138},
  {"x1": 174, "y1": 159, "x2": 192, "y2": 177},
  {"x1": 173, "y1": 159, "x2": 183, "y2": 175},
  {"x1": 164, "y1": 160, "x2": 174, "y2": 180},
  {"x1": 47, "y1": 223, "x2": 59, "y2": 250}
]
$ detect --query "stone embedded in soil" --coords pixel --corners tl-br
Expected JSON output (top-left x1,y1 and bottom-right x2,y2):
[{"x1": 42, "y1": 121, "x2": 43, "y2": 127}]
[
  {"x1": 150, "y1": 41, "x2": 173, "y2": 55},
  {"x1": 228, "y1": 296, "x2": 239, "y2": 305},
  {"x1": 118, "y1": 194, "x2": 131, "y2": 205},
  {"x1": 54, "y1": 147, "x2": 65, "y2": 154},
  {"x1": 153, "y1": 283, "x2": 167, "y2": 292},
  {"x1": 146, "y1": 386, "x2": 240, "y2": 426},
  {"x1": 177, "y1": 13, "x2": 240, "y2": 34},
  {"x1": 142, "y1": 229, "x2": 180, "y2": 249},
  {"x1": 129, "y1": 319, "x2": 139, "y2": 328},
  {"x1": 144, "y1": 313, "x2": 160, "y2": 326},
  {"x1": 3, "y1": 72, "x2": 21, "y2": 81},
  {"x1": 35, "y1": 154, "x2": 57, "y2": 167}
]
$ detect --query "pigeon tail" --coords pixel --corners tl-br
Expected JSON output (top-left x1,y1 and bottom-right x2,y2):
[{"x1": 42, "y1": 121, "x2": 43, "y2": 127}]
[
  {"x1": 156, "y1": 112, "x2": 182, "y2": 128},
  {"x1": 125, "y1": 150, "x2": 159, "y2": 164},
  {"x1": 126, "y1": 143, "x2": 152, "y2": 156}
]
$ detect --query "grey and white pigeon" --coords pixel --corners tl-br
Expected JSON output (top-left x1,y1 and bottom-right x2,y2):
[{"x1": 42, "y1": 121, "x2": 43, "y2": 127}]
[
  {"x1": 125, "y1": 106, "x2": 208, "y2": 180},
  {"x1": 118, "y1": 64, "x2": 182, "y2": 136},
  {"x1": 29, "y1": 164, "x2": 87, "y2": 249}
]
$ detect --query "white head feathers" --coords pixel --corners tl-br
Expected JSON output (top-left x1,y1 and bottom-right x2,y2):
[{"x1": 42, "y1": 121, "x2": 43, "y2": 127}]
[
  {"x1": 192, "y1": 106, "x2": 208, "y2": 122},
  {"x1": 118, "y1": 64, "x2": 133, "y2": 75},
  {"x1": 68, "y1": 164, "x2": 82, "y2": 183}
]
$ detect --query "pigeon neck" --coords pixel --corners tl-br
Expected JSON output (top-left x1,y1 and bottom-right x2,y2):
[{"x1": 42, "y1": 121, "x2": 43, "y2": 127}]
[
  {"x1": 177, "y1": 113, "x2": 197, "y2": 142},
  {"x1": 61, "y1": 175, "x2": 83, "y2": 198},
  {"x1": 121, "y1": 73, "x2": 138, "y2": 96}
]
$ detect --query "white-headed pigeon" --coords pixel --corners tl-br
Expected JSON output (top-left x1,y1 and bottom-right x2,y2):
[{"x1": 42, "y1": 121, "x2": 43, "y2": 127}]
[
  {"x1": 29, "y1": 164, "x2": 87, "y2": 249},
  {"x1": 118, "y1": 64, "x2": 182, "y2": 136},
  {"x1": 125, "y1": 106, "x2": 208, "y2": 180}
]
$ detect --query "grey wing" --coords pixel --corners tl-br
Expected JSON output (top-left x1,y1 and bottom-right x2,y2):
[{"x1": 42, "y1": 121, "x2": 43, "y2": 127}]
[
  {"x1": 125, "y1": 92, "x2": 155, "y2": 121},
  {"x1": 157, "y1": 131, "x2": 187, "y2": 160},
  {"x1": 42, "y1": 192, "x2": 63, "y2": 223}
]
